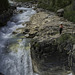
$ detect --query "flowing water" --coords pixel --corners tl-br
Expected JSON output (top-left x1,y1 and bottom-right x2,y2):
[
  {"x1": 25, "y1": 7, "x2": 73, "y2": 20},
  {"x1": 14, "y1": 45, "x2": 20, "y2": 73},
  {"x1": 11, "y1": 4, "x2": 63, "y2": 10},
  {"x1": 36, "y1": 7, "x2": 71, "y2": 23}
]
[
  {"x1": 0, "y1": 1, "x2": 37, "y2": 75},
  {"x1": 0, "y1": 1, "x2": 73, "y2": 75}
]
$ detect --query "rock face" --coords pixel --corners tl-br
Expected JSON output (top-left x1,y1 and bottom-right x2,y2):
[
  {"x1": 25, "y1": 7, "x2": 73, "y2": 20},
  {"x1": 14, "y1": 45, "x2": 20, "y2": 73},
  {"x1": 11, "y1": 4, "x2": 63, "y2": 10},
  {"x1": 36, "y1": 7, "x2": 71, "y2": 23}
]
[
  {"x1": 31, "y1": 34, "x2": 75, "y2": 74},
  {"x1": 57, "y1": 9, "x2": 64, "y2": 17}
]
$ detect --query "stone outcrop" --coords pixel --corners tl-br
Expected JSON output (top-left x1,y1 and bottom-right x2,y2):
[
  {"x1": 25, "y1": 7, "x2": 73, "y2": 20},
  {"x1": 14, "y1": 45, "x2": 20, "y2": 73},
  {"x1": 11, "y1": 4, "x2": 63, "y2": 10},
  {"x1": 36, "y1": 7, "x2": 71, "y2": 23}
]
[
  {"x1": 31, "y1": 34, "x2": 75, "y2": 74},
  {"x1": 24, "y1": 11, "x2": 75, "y2": 39},
  {"x1": 23, "y1": 10, "x2": 75, "y2": 74},
  {"x1": 57, "y1": 9, "x2": 64, "y2": 17}
]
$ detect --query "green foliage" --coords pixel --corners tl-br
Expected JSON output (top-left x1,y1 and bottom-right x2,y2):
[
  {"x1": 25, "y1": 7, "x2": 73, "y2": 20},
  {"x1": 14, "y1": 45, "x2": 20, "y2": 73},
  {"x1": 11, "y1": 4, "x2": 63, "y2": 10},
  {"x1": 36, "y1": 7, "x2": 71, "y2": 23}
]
[
  {"x1": 64, "y1": 11, "x2": 75, "y2": 23},
  {"x1": 38, "y1": 2, "x2": 54, "y2": 11},
  {"x1": 15, "y1": 0, "x2": 33, "y2": 2},
  {"x1": 64, "y1": 5, "x2": 75, "y2": 23},
  {"x1": 37, "y1": 0, "x2": 72, "y2": 11}
]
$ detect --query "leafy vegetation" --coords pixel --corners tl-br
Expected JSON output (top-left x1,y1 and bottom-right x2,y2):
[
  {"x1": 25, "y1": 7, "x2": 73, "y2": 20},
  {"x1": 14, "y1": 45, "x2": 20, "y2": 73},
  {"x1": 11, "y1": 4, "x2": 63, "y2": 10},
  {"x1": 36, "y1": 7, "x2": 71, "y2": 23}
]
[
  {"x1": 15, "y1": 0, "x2": 34, "y2": 2},
  {"x1": 64, "y1": 11, "x2": 75, "y2": 23},
  {"x1": 37, "y1": 0, "x2": 72, "y2": 11},
  {"x1": 64, "y1": 4, "x2": 75, "y2": 23}
]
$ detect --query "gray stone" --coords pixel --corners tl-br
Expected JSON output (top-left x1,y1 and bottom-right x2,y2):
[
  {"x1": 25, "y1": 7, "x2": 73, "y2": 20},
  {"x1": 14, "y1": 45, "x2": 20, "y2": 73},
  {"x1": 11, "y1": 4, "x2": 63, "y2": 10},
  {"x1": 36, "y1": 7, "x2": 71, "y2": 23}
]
[
  {"x1": 57, "y1": 9, "x2": 64, "y2": 17},
  {"x1": 31, "y1": 33, "x2": 75, "y2": 74}
]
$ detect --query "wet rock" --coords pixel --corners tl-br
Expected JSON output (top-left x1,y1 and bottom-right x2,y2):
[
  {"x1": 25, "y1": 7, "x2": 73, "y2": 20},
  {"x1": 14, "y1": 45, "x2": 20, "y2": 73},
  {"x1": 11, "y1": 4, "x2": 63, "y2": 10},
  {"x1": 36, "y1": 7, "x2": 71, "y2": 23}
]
[
  {"x1": 29, "y1": 33, "x2": 36, "y2": 38},
  {"x1": 16, "y1": 2, "x2": 22, "y2": 7},
  {"x1": 25, "y1": 29, "x2": 30, "y2": 33},
  {"x1": 12, "y1": 31, "x2": 18, "y2": 34},
  {"x1": 25, "y1": 33, "x2": 36, "y2": 38},
  {"x1": 19, "y1": 10, "x2": 23, "y2": 13},
  {"x1": 23, "y1": 29, "x2": 30, "y2": 34}
]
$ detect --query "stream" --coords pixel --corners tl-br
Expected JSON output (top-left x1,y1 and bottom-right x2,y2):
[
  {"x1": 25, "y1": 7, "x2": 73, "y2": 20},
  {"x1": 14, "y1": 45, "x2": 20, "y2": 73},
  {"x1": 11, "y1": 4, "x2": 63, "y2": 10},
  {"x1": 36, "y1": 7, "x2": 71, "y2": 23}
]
[{"x1": 0, "y1": 1, "x2": 37, "y2": 75}]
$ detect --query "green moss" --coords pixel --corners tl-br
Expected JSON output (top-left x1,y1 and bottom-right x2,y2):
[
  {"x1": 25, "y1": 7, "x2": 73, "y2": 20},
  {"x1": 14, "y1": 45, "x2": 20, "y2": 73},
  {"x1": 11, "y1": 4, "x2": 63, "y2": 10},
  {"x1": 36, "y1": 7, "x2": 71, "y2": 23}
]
[{"x1": 64, "y1": 4, "x2": 75, "y2": 23}]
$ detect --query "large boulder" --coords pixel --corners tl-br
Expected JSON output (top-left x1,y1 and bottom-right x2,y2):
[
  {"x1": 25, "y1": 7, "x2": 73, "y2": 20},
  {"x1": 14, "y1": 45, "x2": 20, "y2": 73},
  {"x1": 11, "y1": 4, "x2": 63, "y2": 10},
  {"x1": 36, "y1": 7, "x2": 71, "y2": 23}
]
[
  {"x1": 57, "y1": 9, "x2": 64, "y2": 17},
  {"x1": 30, "y1": 34, "x2": 75, "y2": 74}
]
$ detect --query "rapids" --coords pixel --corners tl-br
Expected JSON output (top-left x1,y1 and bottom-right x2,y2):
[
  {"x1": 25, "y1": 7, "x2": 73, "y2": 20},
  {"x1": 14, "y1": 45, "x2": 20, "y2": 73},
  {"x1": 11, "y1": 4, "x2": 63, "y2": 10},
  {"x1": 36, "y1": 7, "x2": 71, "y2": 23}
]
[{"x1": 0, "y1": 1, "x2": 37, "y2": 75}]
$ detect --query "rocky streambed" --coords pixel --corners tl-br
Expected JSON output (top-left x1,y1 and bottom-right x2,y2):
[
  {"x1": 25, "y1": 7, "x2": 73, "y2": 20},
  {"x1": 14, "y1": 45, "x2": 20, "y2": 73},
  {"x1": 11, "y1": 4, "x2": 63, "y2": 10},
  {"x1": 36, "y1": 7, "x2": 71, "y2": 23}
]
[{"x1": 23, "y1": 9, "x2": 75, "y2": 75}]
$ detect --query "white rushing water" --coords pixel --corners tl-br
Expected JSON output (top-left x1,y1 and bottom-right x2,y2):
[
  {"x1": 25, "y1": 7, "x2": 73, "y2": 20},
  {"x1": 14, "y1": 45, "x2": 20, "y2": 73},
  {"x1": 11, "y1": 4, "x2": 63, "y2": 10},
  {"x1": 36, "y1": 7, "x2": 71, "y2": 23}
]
[{"x1": 0, "y1": 3, "x2": 36, "y2": 75}]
